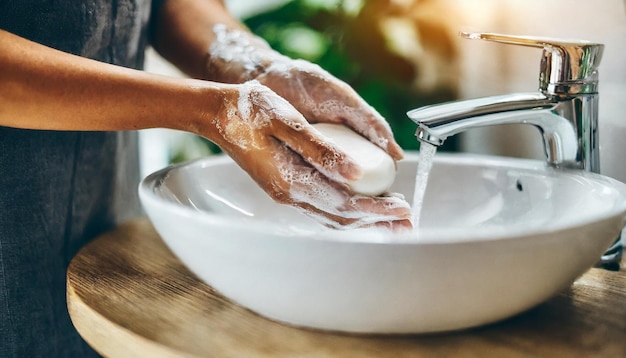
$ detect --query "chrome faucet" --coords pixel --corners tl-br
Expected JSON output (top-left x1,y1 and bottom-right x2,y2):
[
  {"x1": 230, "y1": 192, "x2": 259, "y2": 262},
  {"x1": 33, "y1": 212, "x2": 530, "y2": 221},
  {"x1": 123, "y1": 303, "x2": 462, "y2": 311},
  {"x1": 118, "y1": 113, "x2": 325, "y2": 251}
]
[
  {"x1": 408, "y1": 32, "x2": 604, "y2": 172},
  {"x1": 408, "y1": 32, "x2": 622, "y2": 269}
]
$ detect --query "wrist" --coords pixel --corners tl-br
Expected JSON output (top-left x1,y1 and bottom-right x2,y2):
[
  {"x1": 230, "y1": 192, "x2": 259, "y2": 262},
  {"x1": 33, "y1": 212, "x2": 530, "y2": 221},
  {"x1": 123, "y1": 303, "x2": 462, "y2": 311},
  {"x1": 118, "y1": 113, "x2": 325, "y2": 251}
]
[
  {"x1": 203, "y1": 24, "x2": 286, "y2": 83},
  {"x1": 168, "y1": 80, "x2": 235, "y2": 143}
]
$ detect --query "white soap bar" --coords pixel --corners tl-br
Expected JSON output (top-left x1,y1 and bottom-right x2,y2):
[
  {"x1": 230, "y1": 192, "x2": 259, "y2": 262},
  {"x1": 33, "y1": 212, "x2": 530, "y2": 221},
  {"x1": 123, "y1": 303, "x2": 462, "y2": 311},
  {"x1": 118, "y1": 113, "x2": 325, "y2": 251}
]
[{"x1": 312, "y1": 123, "x2": 396, "y2": 196}]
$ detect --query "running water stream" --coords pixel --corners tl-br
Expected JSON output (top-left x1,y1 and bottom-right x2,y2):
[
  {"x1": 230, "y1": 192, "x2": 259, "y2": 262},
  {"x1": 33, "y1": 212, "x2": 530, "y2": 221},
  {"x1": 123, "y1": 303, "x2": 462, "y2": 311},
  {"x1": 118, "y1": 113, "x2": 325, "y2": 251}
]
[{"x1": 412, "y1": 143, "x2": 438, "y2": 231}]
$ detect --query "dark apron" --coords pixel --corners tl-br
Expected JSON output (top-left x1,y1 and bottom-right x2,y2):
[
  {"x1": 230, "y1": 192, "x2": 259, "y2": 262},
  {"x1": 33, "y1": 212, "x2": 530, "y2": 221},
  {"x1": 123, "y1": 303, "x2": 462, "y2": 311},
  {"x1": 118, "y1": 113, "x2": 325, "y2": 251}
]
[{"x1": 0, "y1": 0, "x2": 152, "y2": 355}]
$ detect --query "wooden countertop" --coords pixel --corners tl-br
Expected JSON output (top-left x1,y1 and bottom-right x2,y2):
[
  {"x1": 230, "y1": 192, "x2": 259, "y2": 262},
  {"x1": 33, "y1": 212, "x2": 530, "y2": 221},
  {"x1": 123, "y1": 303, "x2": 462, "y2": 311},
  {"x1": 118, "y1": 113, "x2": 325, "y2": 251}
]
[{"x1": 67, "y1": 219, "x2": 626, "y2": 358}]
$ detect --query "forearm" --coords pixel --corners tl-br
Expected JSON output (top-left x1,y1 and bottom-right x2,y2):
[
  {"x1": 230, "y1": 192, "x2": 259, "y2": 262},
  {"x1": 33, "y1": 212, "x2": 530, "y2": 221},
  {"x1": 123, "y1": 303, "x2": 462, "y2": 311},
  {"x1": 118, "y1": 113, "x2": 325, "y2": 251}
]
[
  {"x1": 0, "y1": 29, "x2": 221, "y2": 132},
  {"x1": 151, "y1": 0, "x2": 246, "y2": 79}
]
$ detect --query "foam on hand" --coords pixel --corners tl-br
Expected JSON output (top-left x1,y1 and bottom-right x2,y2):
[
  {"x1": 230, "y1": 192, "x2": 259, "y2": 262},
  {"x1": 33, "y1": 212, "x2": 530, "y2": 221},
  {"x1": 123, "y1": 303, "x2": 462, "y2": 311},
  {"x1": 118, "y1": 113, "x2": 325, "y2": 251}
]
[{"x1": 312, "y1": 123, "x2": 396, "y2": 196}]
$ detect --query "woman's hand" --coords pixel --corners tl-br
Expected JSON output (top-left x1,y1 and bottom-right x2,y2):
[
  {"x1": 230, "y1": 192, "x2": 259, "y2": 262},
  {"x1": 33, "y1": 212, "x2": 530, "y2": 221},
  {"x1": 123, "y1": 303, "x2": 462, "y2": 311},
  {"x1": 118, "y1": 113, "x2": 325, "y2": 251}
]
[
  {"x1": 199, "y1": 81, "x2": 412, "y2": 230},
  {"x1": 204, "y1": 25, "x2": 404, "y2": 161}
]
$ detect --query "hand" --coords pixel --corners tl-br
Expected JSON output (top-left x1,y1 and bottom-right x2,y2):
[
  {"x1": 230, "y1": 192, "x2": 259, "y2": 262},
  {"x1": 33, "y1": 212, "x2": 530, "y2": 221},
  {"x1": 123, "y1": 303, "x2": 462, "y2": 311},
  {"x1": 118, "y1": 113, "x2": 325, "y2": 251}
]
[
  {"x1": 204, "y1": 81, "x2": 412, "y2": 230},
  {"x1": 205, "y1": 25, "x2": 403, "y2": 161}
]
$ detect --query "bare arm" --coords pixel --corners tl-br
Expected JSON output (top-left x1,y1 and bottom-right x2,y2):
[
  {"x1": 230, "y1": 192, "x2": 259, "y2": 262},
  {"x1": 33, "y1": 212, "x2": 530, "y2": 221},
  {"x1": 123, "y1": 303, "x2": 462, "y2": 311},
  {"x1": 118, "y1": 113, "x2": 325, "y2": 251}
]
[
  {"x1": 150, "y1": 0, "x2": 244, "y2": 79},
  {"x1": 0, "y1": 29, "x2": 216, "y2": 132},
  {"x1": 0, "y1": 28, "x2": 338, "y2": 181}
]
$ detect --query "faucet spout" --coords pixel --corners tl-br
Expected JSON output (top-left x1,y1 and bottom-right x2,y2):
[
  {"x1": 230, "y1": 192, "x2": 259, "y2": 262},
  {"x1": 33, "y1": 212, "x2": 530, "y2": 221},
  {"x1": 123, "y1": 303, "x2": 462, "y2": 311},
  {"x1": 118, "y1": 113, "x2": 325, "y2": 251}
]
[
  {"x1": 408, "y1": 92, "x2": 553, "y2": 145},
  {"x1": 407, "y1": 92, "x2": 599, "y2": 171}
]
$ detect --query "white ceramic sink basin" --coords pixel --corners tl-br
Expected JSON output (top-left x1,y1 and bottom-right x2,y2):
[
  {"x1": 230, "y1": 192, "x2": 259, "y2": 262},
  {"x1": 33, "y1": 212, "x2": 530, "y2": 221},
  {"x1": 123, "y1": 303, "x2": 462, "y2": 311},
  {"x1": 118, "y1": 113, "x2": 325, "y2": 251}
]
[{"x1": 139, "y1": 153, "x2": 626, "y2": 334}]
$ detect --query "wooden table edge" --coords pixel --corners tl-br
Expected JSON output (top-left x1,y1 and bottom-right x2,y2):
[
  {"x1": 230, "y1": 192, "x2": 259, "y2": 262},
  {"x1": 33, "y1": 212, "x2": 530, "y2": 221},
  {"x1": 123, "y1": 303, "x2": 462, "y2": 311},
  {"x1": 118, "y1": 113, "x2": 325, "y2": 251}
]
[{"x1": 67, "y1": 239, "x2": 197, "y2": 358}]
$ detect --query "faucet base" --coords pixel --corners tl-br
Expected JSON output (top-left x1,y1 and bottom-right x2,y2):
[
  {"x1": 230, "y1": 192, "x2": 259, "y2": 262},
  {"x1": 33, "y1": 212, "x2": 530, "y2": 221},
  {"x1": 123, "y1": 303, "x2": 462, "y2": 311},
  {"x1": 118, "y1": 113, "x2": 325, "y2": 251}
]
[{"x1": 596, "y1": 236, "x2": 623, "y2": 271}]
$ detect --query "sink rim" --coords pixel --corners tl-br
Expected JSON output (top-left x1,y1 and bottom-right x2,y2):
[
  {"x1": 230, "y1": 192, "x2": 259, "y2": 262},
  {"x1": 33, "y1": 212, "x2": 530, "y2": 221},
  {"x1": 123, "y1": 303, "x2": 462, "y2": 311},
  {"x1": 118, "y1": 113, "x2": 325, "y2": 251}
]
[{"x1": 139, "y1": 152, "x2": 626, "y2": 245}]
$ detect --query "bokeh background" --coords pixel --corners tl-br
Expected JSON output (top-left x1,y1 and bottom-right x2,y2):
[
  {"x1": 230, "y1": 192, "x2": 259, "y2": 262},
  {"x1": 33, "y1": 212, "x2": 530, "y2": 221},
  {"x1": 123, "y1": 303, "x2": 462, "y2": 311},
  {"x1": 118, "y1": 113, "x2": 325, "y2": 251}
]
[{"x1": 141, "y1": 0, "x2": 626, "y2": 182}]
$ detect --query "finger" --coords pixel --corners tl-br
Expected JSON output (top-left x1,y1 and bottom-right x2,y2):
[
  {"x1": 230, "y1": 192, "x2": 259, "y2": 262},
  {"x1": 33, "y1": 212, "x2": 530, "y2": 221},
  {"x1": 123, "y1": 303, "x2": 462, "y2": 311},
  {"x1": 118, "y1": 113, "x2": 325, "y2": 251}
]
[
  {"x1": 338, "y1": 193, "x2": 413, "y2": 224},
  {"x1": 292, "y1": 194, "x2": 413, "y2": 230},
  {"x1": 374, "y1": 219, "x2": 414, "y2": 232},
  {"x1": 339, "y1": 103, "x2": 405, "y2": 161},
  {"x1": 269, "y1": 105, "x2": 365, "y2": 185},
  {"x1": 308, "y1": 80, "x2": 404, "y2": 161}
]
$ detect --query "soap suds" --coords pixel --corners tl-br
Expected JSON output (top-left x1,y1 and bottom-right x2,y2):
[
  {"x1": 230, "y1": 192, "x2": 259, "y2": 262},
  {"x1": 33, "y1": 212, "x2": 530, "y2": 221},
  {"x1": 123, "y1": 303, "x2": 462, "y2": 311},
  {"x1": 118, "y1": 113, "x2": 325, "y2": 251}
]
[{"x1": 209, "y1": 24, "x2": 276, "y2": 81}]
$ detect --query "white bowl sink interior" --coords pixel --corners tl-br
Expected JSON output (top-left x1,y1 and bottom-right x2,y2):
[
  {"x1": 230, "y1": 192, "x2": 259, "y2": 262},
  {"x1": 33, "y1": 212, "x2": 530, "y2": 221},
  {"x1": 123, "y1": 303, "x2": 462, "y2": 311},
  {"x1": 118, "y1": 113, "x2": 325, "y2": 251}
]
[{"x1": 139, "y1": 152, "x2": 626, "y2": 334}]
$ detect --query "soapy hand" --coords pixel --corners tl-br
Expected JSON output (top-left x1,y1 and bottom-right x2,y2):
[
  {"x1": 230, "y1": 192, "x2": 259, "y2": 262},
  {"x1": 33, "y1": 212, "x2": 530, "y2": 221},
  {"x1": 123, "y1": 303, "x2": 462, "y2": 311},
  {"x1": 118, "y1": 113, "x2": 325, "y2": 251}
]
[
  {"x1": 205, "y1": 24, "x2": 403, "y2": 161},
  {"x1": 205, "y1": 81, "x2": 411, "y2": 230},
  {"x1": 204, "y1": 25, "x2": 411, "y2": 229}
]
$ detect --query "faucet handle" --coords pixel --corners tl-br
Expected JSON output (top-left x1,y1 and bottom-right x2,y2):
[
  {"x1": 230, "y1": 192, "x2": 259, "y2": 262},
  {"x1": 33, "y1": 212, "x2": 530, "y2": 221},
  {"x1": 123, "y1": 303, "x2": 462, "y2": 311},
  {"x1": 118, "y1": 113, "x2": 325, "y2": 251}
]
[{"x1": 461, "y1": 32, "x2": 604, "y2": 95}]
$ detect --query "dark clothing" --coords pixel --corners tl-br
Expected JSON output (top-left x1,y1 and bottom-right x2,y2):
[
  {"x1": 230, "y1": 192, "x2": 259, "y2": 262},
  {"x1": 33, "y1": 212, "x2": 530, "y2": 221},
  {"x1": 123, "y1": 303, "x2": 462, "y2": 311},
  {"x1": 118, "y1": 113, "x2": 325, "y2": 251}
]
[
  {"x1": 0, "y1": 0, "x2": 151, "y2": 66},
  {"x1": 0, "y1": 0, "x2": 155, "y2": 356}
]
